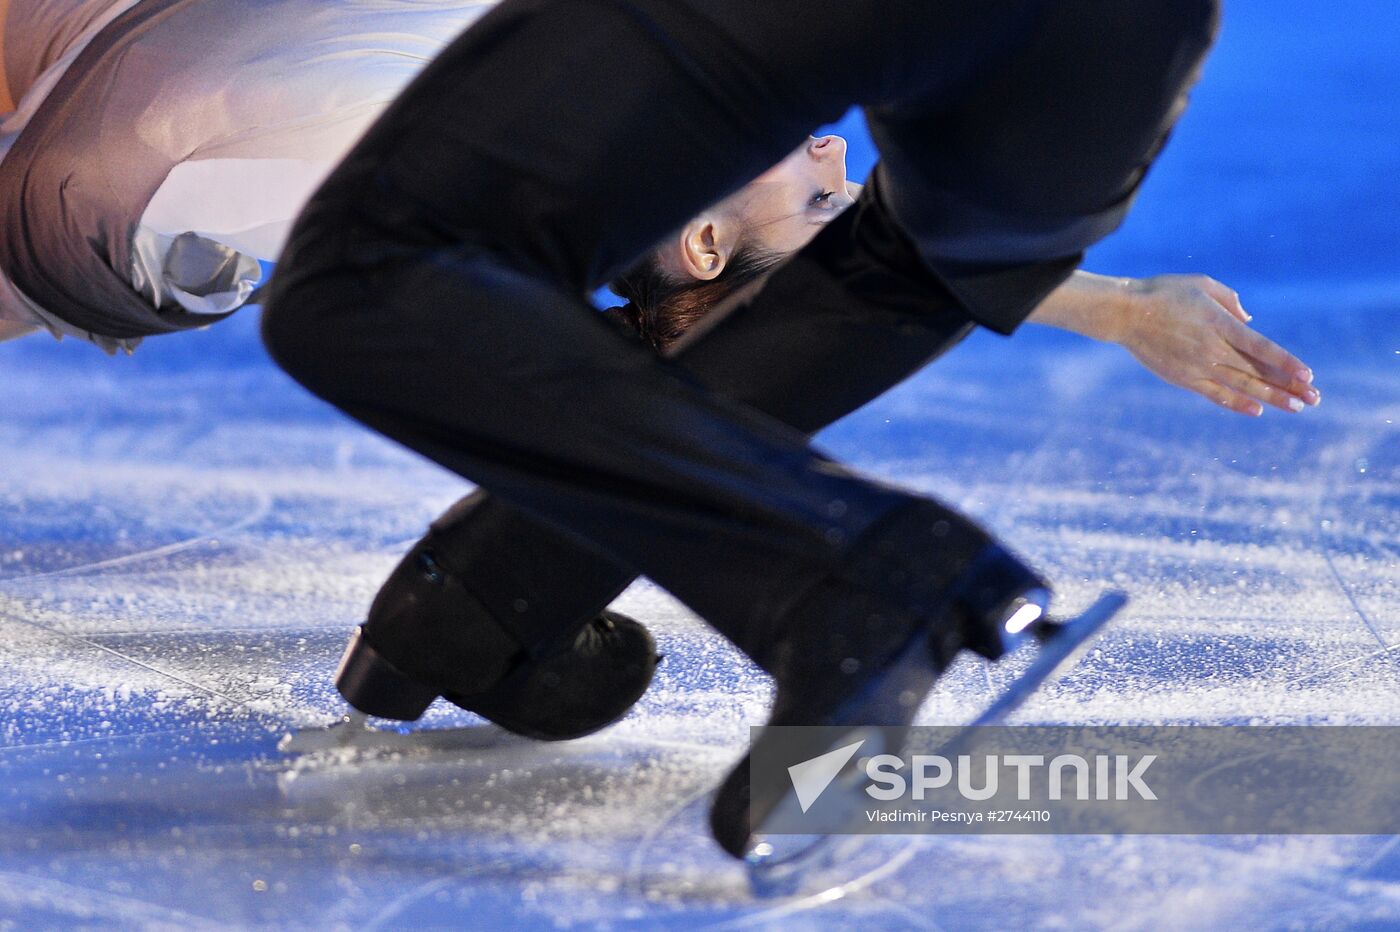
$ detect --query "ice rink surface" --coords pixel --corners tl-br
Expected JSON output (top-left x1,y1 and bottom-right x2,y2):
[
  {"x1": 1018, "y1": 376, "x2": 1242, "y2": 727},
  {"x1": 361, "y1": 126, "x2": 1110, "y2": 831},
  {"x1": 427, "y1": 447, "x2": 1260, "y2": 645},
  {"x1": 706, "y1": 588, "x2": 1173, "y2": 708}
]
[{"x1": 1, "y1": 1, "x2": 1398, "y2": 928}]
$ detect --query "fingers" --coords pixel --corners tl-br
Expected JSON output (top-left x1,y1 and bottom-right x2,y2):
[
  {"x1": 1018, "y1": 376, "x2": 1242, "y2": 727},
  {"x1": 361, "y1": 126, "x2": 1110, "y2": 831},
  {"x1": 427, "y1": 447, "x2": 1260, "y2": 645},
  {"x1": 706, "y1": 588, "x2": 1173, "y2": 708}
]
[
  {"x1": 1195, "y1": 377, "x2": 1263, "y2": 417},
  {"x1": 1189, "y1": 277, "x2": 1312, "y2": 389},
  {"x1": 1240, "y1": 351, "x2": 1322, "y2": 406},
  {"x1": 1123, "y1": 273, "x2": 1321, "y2": 417},
  {"x1": 1195, "y1": 276, "x2": 1250, "y2": 324},
  {"x1": 1211, "y1": 363, "x2": 1313, "y2": 414},
  {"x1": 1220, "y1": 323, "x2": 1321, "y2": 407},
  {"x1": 1225, "y1": 319, "x2": 1314, "y2": 387}
]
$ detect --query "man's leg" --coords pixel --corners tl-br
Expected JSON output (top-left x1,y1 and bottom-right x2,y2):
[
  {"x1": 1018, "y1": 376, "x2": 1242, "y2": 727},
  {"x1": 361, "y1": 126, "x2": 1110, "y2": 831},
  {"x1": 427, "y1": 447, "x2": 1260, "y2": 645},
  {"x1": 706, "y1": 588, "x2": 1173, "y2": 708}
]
[
  {"x1": 341, "y1": 194, "x2": 981, "y2": 732},
  {"x1": 263, "y1": 0, "x2": 1217, "y2": 850},
  {"x1": 266, "y1": 0, "x2": 1069, "y2": 665},
  {"x1": 339, "y1": 0, "x2": 1220, "y2": 719},
  {"x1": 270, "y1": 0, "x2": 1215, "y2": 710}
]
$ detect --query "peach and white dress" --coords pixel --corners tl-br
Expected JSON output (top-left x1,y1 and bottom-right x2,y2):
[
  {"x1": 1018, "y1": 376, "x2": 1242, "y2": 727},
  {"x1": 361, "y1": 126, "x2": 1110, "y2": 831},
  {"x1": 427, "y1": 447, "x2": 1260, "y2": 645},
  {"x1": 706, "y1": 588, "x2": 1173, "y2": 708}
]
[{"x1": 0, "y1": 0, "x2": 495, "y2": 351}]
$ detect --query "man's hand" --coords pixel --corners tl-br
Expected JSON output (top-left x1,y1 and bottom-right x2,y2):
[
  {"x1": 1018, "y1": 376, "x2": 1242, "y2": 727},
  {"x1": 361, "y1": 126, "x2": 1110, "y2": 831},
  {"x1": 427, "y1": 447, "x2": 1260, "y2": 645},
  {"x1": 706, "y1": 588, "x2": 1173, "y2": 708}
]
[{"x1": 1028, "y1": 272, "x2": 1319, "y2": 417}]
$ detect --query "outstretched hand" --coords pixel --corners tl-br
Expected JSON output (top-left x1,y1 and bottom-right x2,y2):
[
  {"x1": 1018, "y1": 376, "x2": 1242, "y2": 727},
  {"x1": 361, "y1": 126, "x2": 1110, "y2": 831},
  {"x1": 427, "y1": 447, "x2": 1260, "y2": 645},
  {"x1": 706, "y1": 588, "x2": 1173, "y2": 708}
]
[{"x1": 1115, "y1": 275, "x2": 1319, "y2": 417}]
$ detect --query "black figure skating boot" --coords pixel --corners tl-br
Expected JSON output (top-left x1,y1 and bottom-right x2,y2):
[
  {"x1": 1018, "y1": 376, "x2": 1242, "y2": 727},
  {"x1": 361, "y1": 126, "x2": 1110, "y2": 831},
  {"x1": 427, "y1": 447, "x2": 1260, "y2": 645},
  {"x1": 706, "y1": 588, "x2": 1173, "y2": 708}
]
[
  {"x1": 709, "y1": 498, "x2": 1123, "y2": 866},
  {"x1": 333, "y1": 519, "x2": 659, "y2": 742}
]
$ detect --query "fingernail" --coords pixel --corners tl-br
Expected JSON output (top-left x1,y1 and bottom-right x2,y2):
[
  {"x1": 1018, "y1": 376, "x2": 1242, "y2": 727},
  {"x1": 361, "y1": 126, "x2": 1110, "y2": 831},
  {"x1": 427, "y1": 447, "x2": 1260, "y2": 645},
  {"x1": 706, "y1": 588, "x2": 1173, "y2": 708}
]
[
  {"x1": 1305, "y1": 388, "x2": 1320, "y2": 404},
  {"x1": 1298, "y1": 369, "x2": 1314, "y2": 384},
  {"x1": 1288, "y1": 397, "x2": 1305, "y2": 412}
]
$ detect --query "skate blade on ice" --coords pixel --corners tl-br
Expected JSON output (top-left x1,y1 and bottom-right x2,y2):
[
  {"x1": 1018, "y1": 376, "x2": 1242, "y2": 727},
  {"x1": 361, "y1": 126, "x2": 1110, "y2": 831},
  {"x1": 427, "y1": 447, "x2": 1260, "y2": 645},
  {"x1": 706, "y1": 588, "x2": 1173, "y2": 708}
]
[
  {"x1": 745, "y1": 590, "x2": 1127, "y2": 895},
  {"x1": 278, "y1": 710, "x2": 510, "y2": 756},
  {"x1": 964, "y1": 589, "x2": 1128, "y2": 728}
]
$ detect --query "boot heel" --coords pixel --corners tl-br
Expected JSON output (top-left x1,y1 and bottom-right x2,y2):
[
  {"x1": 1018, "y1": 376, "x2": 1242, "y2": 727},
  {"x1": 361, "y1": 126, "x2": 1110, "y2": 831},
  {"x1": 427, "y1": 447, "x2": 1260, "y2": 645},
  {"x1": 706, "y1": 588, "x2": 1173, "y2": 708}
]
[
  {"x1": 954, "y1": 545, "x2": 1051, "y2": 661},
  {"x1": 334, "y1": 626, "x2": 440, "y2": 720}
]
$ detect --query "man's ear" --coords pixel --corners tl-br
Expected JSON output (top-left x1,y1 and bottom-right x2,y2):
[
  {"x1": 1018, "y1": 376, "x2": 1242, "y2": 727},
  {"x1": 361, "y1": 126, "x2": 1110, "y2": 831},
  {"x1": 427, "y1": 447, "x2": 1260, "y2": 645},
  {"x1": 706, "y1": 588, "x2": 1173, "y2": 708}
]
[{"x1": 675, "y1": 215, "x2": 738, "y2": 281}]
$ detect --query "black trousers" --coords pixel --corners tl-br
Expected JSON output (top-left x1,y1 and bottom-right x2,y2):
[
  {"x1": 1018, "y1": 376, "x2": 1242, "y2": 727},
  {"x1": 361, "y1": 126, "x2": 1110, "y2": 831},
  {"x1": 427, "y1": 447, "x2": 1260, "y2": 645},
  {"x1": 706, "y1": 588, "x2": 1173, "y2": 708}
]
[{"x1": 263, "y1": 0, "x2": 1217, "y2": 662}]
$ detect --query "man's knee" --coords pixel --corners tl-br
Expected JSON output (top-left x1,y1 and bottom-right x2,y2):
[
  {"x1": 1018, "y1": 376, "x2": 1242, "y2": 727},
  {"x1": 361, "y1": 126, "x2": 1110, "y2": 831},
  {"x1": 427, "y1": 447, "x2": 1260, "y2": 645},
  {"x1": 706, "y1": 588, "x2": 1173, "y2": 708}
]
[
  {"x1": 260, "y1": 279, "x2": 334, "y2": 400},
  {"x1": 260, "y1": 226, "x2": 365, "y2": 404},
  {"x1": 258, "y1": 184, "x2": 410, "y2": 403}
]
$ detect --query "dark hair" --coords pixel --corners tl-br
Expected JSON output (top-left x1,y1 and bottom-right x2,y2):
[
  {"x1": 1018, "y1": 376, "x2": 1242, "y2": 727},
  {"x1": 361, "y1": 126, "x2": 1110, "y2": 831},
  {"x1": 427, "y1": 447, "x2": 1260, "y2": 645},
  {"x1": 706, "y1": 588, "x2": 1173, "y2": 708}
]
[{"x1": 606, "y1": 240, "x2": 782, "y2": 353}]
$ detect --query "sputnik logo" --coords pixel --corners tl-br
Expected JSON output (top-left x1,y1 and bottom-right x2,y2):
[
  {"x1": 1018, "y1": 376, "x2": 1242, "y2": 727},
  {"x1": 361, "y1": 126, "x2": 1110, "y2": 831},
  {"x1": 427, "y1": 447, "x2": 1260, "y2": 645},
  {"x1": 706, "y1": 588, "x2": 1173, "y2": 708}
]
[{"x1": 787, "y1": 739, "x2": 866, "y2": 813}]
